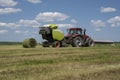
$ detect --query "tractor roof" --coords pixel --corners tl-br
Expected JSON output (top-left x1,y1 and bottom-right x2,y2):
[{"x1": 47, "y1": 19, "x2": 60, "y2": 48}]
[{"x1": 67, "y1": 28, "x2": 82, "y2": 30}]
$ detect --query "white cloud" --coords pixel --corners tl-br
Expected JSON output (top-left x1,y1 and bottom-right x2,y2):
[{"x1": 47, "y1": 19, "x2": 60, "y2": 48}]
[
  {"x1": 43, "y1": 24, "x2": 76, "y2": 28},
  {"x1": 0, "y1": 30, "x2": 8, "y2": 34},
  {"x1": 71, "y1": 19, "x2": 78, "y2": 23},
  {"x1": 27, "y1": 0, "x2": 42, "y2": 4},
  {"x1": 0, "y1": 19, "x2": 40, "y2": 28},
  {"x1": 36, "y1": 12, "x2": 69, "y2": 22},
  {"x1": 19, "y1": 19, "x2": 40, "y2": 27},
  {"x1": 0, "y1": 22, "x2": 20, "y2": 28},
  {"x1": 100, "y1": 7, "x2": 116, "y2": 13},
  {"x1": 7, "y1": 23, "x2": 20, "y2": 28},
  {"x1": 107, "y1": 16, "x2": 120, "y2": 27},
  {"x1": 90, "y1": 20, "x2": 105, "y2": 27},
  {"x1": 0, "y1": 8, "x2": 21, "y2": 14},
  {"x1": 57, "y1": 24, "x2": 76, "y2": 28},
  {"x1": 15, "y1": 30, "x2": 29, "y2": 34},
  {"x1": 0, "y1": 22, "x2": 6, "y2": 27},
  {"x1": 0, "y1": 0, "x2": 17, "y2": 7},
  {"x1": 95, "y1": 28, "x2": 101, "y2": 32},
  {"x1": 15, "y1": 30, "x2": 21, "y2": 34}
]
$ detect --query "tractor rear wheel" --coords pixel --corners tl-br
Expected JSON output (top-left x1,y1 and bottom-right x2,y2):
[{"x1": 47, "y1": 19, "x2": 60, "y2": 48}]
[
  {"x1": 72, "y1": 37, "x2": 83, "y2": 47},
  {"x1": 42, "y1": 41, "x2": 49, "y2": 47}
]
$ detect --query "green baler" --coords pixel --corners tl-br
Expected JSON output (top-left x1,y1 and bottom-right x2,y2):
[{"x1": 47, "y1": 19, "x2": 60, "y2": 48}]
[{"x1": 39, "y1": 24, "x2": 64, "y2": 47}]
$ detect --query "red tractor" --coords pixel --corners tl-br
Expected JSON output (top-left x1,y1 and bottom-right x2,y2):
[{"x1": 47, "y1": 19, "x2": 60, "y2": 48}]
[{"x1": 63, "y1": 28, "x2": 94, "y2": 47}]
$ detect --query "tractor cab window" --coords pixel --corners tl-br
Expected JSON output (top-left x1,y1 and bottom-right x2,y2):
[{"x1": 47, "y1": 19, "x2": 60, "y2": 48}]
[
  {"x1": 69, "y1": 30, "x2": 74, "y2": 34},
  {"x1": 68, "y1": 29, "x2": 82, "y2": 35},
  {"x1": 76, "y1": 30, "x2": 82, "y2": 34}
]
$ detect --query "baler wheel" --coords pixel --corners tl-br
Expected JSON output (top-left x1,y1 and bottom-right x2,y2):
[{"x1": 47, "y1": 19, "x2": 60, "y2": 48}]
[
  {"x1": 52, "y1": 41, "x2": 60, "y2": 48},
  {"x1": 42, "y1": 41, "x2": 49, "y2": 47}
]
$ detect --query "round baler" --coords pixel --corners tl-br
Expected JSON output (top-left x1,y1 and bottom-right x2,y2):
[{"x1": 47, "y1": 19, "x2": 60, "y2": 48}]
[{"x1": 39, "y1": 24, "x2": 64, "y2": 47}]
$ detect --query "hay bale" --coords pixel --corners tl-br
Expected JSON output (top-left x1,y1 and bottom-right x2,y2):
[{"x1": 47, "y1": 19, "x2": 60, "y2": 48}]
[{"x1": 23, "y1": 38, "x2": 37, "y2": 48}]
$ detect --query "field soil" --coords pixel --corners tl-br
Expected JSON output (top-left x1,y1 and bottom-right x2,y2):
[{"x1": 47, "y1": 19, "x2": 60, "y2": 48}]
[{"x1": 0, "y1": 44, "x2": 120, "y2": 80}]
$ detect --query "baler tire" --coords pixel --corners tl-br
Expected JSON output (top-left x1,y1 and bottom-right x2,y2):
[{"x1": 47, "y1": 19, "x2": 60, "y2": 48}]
[
  {"x1": 52, "y1": 41, "x2": 60, "y2": 48},
  {"x1": 42, "y1": 41, "x2": 49, "y2": 47}
]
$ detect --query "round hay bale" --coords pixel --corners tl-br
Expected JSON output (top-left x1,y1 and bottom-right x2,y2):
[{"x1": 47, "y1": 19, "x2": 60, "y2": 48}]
[{"x1": 23, "y1": 38, "x2": 37, "y2": 48}]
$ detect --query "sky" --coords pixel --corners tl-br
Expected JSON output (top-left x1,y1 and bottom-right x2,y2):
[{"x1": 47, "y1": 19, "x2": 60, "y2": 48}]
[{"x1": 0, "y1": 0, "x2": 120, "y2": 42}]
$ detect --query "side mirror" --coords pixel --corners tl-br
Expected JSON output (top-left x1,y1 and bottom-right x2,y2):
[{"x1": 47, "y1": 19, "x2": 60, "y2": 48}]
[{"x1": 83, "y1": 29, "x2": 86, "y2": 35}]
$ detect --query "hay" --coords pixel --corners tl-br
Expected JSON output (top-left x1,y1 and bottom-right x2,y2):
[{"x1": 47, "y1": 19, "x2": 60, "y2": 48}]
[{"x1": 23, "y1": 38, "x2": 37, "y2": 48}]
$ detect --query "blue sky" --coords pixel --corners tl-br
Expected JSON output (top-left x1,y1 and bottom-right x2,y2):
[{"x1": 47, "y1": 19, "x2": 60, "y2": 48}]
[{"x1": 0, "y1": 0, "x2": 120, "y2": 42}]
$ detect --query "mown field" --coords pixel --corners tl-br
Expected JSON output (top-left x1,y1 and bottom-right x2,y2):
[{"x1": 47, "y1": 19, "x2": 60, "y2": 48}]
[{"x1": 0, "y1": 44, "x2": 120, "y2": 80}]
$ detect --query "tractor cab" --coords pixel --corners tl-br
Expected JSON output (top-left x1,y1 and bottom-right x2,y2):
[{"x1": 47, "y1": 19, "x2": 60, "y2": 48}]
[
  {"x1": 66, "y1": 28, "x2": 87, "y2": 38},
  {"x1": 67, "y1": 28, "x2": 82, "y2": 35}
]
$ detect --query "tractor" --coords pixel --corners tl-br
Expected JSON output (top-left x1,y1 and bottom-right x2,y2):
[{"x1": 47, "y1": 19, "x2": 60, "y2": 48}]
[
  {"x1": 64, "y1": 28, "x2": 94, "y2": 47},
  {"x1": 39, "y1": 24, "x2": 94, "y2": 47}
]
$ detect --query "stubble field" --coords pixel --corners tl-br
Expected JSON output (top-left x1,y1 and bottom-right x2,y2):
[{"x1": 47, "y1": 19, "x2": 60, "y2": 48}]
[{"x1": 0, "y1": 44, "x2": 120, "y2": 80}]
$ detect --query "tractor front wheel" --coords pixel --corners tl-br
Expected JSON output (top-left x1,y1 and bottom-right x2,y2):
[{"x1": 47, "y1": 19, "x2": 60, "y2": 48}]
[{"x1": 86, "y1": 38, "x2": 94, "y2": 47}]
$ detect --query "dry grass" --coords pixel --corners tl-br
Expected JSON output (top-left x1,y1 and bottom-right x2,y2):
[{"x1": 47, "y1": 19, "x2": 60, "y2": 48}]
[{"x1": 0, "y1": 44, "x2": 120, "y2": 80}]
